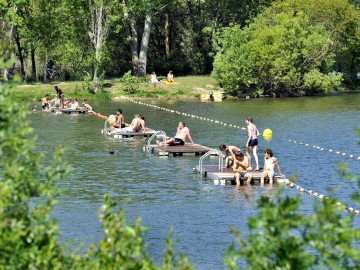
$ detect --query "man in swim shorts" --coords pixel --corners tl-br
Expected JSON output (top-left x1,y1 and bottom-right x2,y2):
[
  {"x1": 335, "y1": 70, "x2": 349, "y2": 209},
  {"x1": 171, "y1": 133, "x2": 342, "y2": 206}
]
[
  {"x1": 245, "y1": 117, "x2": 259, "y2": 171},
  {"x1": 156, "y1": 121, "x2": 194, "y2": 146}
]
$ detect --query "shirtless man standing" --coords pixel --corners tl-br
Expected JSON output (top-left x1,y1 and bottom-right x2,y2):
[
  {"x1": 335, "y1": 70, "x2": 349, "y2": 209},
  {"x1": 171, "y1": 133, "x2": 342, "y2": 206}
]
[
  {"x1": 156, "y1": 121, "x2": 194, "y2": 146},
  {"x1": 245, "y1": 117, "x2": 259, "y2": 171}
]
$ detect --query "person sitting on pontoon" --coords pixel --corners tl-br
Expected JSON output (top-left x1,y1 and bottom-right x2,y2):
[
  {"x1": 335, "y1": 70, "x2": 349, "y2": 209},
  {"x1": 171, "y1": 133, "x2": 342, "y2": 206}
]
[
  {"x1": 233, "y1": 152, "x2": 252, "y2": 186},
  {"x1": 111, "y1": 109, "x2": 126, "y2": 129},
  {"x1": 156, "y1": 121, "x2": 194, "y2": 146},
  {"x1": 260, "y1": 149, "x2": 282, "y2": 185},
  {"x1": 41, "y1": 94, "x2": 51, "y2": 111},
  {"x1": 69, "y1": 98, "x2": 80, "y2": 110}
]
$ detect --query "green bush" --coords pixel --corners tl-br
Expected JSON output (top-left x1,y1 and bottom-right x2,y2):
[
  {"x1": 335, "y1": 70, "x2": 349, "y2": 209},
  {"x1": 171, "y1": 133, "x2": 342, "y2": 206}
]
[{"x1": 212, "y1": 0, "x2": 358, "y2": 96}]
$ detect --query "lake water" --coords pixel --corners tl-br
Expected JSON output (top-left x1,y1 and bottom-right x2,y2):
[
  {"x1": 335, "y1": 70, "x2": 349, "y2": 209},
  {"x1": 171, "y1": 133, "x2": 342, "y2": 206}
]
[{"x1": 29, "y1": 94, "x2": 360, "y2": 269}]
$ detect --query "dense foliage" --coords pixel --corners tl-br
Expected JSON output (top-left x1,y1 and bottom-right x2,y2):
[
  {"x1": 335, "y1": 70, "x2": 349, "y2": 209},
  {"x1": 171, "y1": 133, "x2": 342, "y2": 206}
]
[
  {"x1": 1, "y1": 0, "x2": 358, "y2": 94},
  {"x1": 212, "y1": 0, "x2": 360, "y2": 96},
  {"x1": 226, "y1": 170, "x2": 360, "y2": 269}
]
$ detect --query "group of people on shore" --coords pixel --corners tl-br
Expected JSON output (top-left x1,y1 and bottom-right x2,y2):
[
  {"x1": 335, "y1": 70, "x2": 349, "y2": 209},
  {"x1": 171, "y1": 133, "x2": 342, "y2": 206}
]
[
  {"x1": 150, "y1": 71, "x2": 175, "y2": 84},
  {"x1": 219, "y1": 117, "x2": 282, "y2": 186}
]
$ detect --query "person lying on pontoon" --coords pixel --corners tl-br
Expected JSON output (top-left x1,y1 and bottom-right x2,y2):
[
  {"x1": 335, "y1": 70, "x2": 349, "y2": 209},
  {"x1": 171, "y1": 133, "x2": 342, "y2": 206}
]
[
  {"x1": 233, "y1": 152, "x2": 252, "y2": 186},
  {"x1": 82, "y1": 100, "x2": 94, "y2": 112},
  {"x1": 109, "y1": 114, "x2": 144, "y2": 134},
  {"x1": 219, "y1": 144, "x2": 242, "y2": 168},
  {"x1": 156, "y1": 121, "x2": 194, "y2": 146}
]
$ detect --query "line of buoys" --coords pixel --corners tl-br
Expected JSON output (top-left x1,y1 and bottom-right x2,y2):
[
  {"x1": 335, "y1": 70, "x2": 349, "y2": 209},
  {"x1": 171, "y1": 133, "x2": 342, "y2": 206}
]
[
  {"x1": 285, "y1": 139, "x2": 360, "y2": 161},
  {"x1": 118, "y1": 96, "x2": 248, "y2": 131},
  {"x1": 116, "y1": 96, "x2": 360, "y2": 215},
  {"x1": 285, "y1": 179, "x2": 360, "y2": 215}
]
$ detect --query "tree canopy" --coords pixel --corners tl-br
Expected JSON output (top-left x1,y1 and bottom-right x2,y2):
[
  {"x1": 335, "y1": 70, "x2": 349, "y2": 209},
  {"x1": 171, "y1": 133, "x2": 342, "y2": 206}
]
[
  {"x1": 0, "y1": 0, "x2": 359, "y2": 94},
  {"x1": 212, "y1": 0, "x2": 359, "y2": 96}
]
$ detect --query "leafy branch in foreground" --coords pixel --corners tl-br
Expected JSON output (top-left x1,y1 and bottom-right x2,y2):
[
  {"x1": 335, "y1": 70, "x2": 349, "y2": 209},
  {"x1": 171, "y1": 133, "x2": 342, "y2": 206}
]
[{"x1": 226, "y1": 159, "x2": 360, "y2": 269}]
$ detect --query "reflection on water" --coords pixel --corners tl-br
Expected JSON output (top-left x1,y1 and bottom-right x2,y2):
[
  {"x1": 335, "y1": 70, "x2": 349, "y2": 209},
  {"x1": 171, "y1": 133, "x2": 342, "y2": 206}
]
[{"x1": 29, "y1": 94, "x2": 360, "y2": 270}]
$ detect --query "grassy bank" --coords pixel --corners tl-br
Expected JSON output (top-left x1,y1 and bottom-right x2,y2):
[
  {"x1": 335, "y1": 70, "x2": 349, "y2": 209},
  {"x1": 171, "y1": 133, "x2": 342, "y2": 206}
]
[{"x1": 12, "y1": 75, "x2": 221, "y2": 102}]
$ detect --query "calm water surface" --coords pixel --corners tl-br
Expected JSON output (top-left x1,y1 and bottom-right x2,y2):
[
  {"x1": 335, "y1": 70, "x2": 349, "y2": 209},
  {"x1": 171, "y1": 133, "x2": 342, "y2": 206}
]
[{"x1": 29, "y1": 94, "x2": 360, "y2": 269}]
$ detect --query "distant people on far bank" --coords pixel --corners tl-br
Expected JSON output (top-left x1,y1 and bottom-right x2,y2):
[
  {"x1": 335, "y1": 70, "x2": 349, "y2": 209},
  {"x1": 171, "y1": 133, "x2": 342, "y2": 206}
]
[
  {"x1": 167, "y1": 70, "x2": 174, "y2": 83},
  {"x1": 150, "y1": 71, "x2": 160, "y2": 84},
  {"x1": 46, "y1": 60, "x2": 56, "y2": 79},
  {"x1": 245, "y1": 117, "x2": 260, "y2": 171},
  {"x1": 260, "y1": 149, "x2": 282, "y2": 185}
]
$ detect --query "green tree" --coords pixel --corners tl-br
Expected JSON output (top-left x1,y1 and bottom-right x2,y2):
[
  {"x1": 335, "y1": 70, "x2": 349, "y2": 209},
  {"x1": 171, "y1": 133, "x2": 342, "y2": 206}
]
[{"x1": 213, "y1": 0, "x2": 359, "y2": 96}]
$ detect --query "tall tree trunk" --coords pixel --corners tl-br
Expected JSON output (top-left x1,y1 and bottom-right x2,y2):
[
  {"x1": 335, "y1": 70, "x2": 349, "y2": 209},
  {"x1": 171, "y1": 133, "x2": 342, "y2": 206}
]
[
  {"x1": 165, "y1": 13, "x2": 170, "y2": 59},
  {"x1": 31, "y1": 47, "x2": 36, "y2": 80},
  {"x1": 88, "y1": 0, "x2": 107, "y2": 92},
  {"x1": 44, "y1": 54, "x2": 48, "y2": 81},
  {"x1": 137, "y1": 3, "x2": 152, "y2": 77},
  {"x1": 124, "y1": 11, "x2": 139, "y2": 75},
  {"x1": 14, "y1": 28, "x2": 25, "y2": 78}
]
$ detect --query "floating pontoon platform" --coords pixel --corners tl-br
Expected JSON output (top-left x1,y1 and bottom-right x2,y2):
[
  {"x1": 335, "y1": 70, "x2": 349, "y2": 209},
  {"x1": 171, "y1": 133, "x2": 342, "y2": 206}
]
[
  {"x1": 195, "y1": 165, "x2": 285, "y2": 185},
  {"x1": 103, "y1": 128, "x2": 157, "y2": 138},
  {"x1": 194, "y1": 149, "x2": 287, "y2": 185},
  {"x1": 146, "y1": 144, "x2": 212, "y2": 157},
  {"x1": 50, "y1": 108, "x2": 88, "y2": 114},
  {"x1": 144, "y1": 131, "x2": 212, "y2": 156}
]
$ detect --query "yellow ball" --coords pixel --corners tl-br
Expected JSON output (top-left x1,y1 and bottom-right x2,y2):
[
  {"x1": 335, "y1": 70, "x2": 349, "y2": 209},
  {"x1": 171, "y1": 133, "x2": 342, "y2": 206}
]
[
  {"x1": 107, "y1": 115, "x2": 117, "y2": 125},
  {"x1": 262, "y1": 128, "x2": 273, "y2": 138}
]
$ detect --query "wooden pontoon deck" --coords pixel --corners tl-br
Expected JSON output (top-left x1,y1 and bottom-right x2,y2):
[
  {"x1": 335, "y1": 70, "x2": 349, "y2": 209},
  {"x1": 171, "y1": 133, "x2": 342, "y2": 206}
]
[
  {"x1": 51, "y1": 108, "x2": 88, "y2": 114},
  {"x1": 104, "y1": 128, "x2": 157, "y2": 138},
  {"x1": 195, "y1": 165, "x2": 285, "y2": 185},
  {"x1": 146, "y1": 144, "x2": 212, "y2": 157}
]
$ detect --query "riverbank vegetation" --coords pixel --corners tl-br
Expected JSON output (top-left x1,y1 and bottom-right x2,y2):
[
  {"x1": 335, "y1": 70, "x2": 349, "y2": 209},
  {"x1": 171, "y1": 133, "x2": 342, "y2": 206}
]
[
  {"x1": 1, "y1": 0, "x2": 359, "y2": 97},
  {"x1": 11, "y1": 75, "x2": 220, "y2": 102}
]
